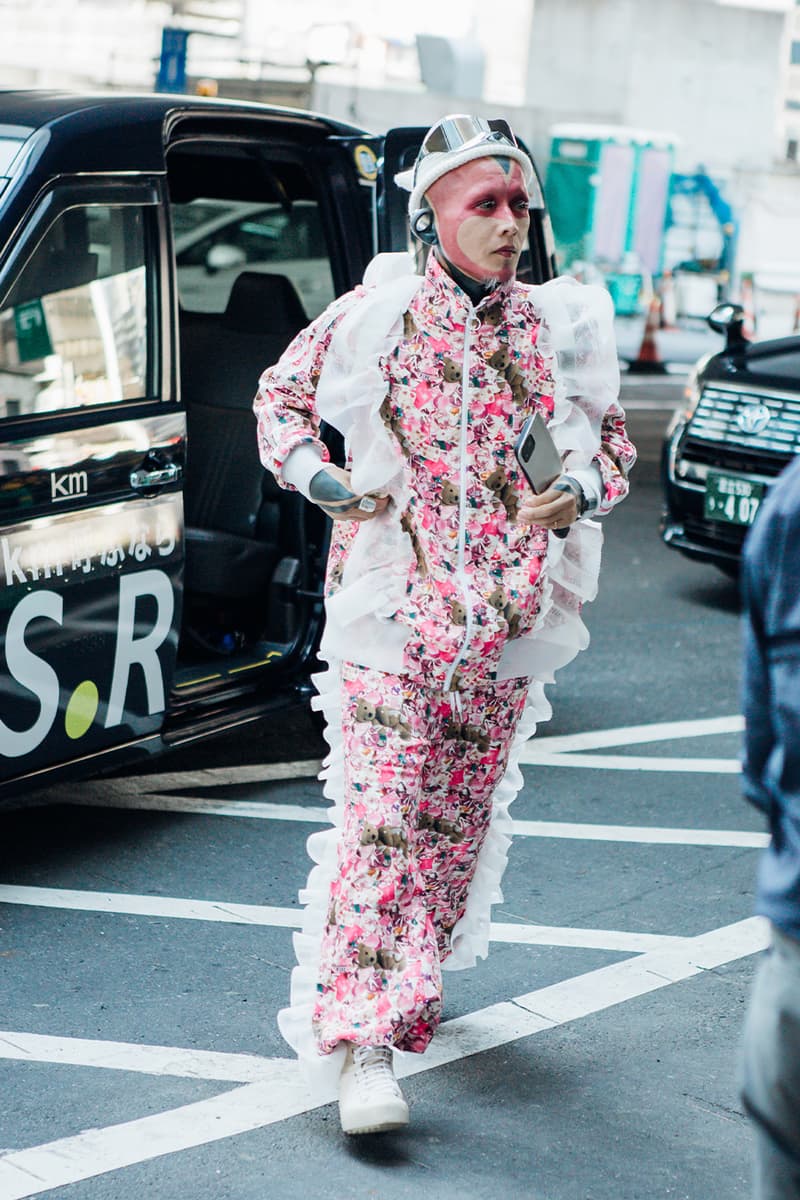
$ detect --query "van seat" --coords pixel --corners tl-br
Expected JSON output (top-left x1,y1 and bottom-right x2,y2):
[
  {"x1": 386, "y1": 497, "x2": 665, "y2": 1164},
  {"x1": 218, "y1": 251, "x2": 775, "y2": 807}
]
[{"x1": 180, "y1": 271, "x2": 308, "y2": 600}]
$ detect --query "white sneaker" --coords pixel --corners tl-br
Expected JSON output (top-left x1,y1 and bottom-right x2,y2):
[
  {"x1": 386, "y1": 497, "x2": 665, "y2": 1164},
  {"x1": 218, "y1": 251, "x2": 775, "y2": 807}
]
[{"x1": 338, "y1": 1044, "x2": 410, "y2": 1135}]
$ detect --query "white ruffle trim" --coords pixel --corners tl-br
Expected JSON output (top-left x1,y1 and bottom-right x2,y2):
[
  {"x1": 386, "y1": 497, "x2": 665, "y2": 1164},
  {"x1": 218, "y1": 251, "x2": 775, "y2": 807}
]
[
  {"x1": 276, "y1": 659, "x2": 553, "y2": 1100},
  {"x1": 444, "y1": 676, "x2": 552, "y2": 970},
  {"x1": 276, "y1": 659, "x2": 349, "y2": 1104}
]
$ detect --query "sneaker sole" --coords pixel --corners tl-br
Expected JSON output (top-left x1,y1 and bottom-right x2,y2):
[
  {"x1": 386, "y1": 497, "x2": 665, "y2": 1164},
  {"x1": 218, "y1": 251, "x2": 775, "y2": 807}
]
[
  {"x1": 342, "y1": 1116, "x2": 409, "y2": 1136},
  {"x1": 340, "y1": 1098, "x2": 410, "y2": 1136}
]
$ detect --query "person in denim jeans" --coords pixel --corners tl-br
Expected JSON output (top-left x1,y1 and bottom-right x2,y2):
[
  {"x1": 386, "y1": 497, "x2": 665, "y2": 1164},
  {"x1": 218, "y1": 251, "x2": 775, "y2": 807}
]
[{"x1": 740, "y1": 454, "x2": 800, "y2": 1199}]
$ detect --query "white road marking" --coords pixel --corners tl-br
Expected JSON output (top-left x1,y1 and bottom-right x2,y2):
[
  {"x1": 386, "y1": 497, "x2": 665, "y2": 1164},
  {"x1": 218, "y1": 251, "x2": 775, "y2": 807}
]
[
  {"x1": 400, "y1": 916, "x2": 769, "y2": 1076},
  {"x1": 487, "y1": 924, "x2": 682, "y2": 952},
  {"x1": 0, "y1": 1033, "x2": 291, "y2": 1083},
  {"x1": 2, "y1": 712, "x2": 760, "y2": 1193},
  {"x1": 0, "y1": 885, "x2": 299, "y2": 927},
  {"x1": 58, "y1": 762, "x2": 322, "y2": 808},
  {"x1": 0, "y1": 885, "x2": 688, "y2": 951},
  {"x1": 96, "y1": 762, "x2": 323, "y2": 788},
  {"x1": 68, "y1": 794, "x2": 766, "y2": 842},
  {"x1": 65, "y1": 796, "x2": 770, "y2": 844},
  {"x1": 518, "y1": 752, "x2": 740, "y2": 773},
  {"x1": 64, "y1": 716, "x2": 746, "y2": 818},
  {"x1": 529, "y1": 715, "x2": 744, "y2": 755},
  {"x1": 0, "y1": 1076, "x2": 309, "y2": 1200},
  {"x1": 0, "y1": 917, "x2": 768, "y2": 1199},
  {"x1": 74, "y1": 794, "x2": 331, "y2": 823},
  {"x1": 510, "y1": 821, "x2": 767, "y2": 847},
  {"x1": 519, "y1": 715, "x2": 743, "y2": 772}
]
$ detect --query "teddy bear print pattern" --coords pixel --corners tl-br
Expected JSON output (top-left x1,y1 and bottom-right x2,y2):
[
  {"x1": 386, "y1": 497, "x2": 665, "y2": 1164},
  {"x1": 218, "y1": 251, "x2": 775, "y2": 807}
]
[
  {"x1": 311, "y1": 661, "x2": 529, "y2": 1056},
  {"x1": 255, "y1": 253, "x2": 634, "y2": 696}
]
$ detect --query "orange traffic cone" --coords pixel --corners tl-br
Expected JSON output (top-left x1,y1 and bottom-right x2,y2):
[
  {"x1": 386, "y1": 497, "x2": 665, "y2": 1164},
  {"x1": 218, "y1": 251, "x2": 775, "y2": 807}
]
[
  {"x1": 631, "y1": 294, "x2": 668, "y2": 373},
  {"x1": 741, "y1": 276, "x2": 756, "y2": 340},
  {"x1": 659, "y1": 271, "x2": 678, "y2": 331}
]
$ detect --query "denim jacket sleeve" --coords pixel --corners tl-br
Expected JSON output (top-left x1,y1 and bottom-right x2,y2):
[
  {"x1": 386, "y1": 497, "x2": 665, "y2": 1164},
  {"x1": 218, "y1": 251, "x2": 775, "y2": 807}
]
[{"x1": 741, "y1": 546, "x2": 774, "y2": 815}]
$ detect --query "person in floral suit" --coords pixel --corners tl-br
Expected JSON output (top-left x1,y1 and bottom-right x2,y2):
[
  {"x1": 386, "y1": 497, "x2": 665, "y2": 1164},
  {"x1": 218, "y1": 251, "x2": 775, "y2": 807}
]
[{"x1": 253, "y1": 115, "x2": 635, "y2": 1135}]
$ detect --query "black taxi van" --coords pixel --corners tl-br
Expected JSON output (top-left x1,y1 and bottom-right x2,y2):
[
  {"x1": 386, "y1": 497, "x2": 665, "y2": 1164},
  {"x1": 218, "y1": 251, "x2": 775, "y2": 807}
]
[
  {"x1": 661, "y1": 302, "x2": 800, "y2": 573},
  {"x1": 0, "y1": 91, "x2": 557, "y2": 798}
]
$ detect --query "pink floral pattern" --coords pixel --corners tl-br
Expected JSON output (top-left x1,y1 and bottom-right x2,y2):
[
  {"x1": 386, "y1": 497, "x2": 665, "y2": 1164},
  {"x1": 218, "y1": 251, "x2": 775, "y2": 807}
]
[
  {"x1": 313, "y1": 662, "x2": 529, "y2": 1054},
  {"x1": 256, "y1": 256, "x2": 635, "y2": 690},
  {"x1": 255, "y1": 253, "x2": 636, "y2": 1062}
]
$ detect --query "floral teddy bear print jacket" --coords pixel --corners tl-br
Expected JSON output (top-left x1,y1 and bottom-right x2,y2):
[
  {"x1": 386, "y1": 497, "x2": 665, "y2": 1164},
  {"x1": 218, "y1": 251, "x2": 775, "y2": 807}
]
[{"x1": 254, "y1": 252, "x2": 636, "y2": 691}]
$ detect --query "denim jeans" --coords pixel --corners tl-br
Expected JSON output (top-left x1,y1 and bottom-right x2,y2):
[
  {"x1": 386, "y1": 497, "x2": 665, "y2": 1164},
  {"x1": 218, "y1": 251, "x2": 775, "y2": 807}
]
[{"x1": 742, "y1": 924, "x2": 800, "y2": 1200}]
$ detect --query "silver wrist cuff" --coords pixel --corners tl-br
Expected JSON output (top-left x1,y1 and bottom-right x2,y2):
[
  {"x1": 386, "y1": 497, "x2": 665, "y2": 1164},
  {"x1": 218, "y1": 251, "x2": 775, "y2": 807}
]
[{"x1": 557, "y1": 474, "x2": 596, "y2": 518}]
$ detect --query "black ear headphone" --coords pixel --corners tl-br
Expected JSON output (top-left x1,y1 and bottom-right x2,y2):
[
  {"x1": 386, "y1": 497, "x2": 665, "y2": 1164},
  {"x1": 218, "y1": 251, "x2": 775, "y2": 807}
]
[{"x1": 410, "y1": 207, "x2": 438, "y2": 246}]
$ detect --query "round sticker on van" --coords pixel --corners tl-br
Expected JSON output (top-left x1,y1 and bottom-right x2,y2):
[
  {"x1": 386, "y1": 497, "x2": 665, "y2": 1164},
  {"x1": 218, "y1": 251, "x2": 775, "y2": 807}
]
[{"x1": 354, "y1": 143, "x2": 378, "y2": 181}]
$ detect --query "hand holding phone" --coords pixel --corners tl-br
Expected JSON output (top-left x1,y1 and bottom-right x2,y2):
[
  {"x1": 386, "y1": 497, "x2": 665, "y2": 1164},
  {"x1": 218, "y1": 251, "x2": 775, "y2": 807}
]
[
  {"x1": 514, "y1": 413, "x2": 570, "y2": 537},
  {"x1": 514, "y1": 412, "x2": 562, "y2": 494}
]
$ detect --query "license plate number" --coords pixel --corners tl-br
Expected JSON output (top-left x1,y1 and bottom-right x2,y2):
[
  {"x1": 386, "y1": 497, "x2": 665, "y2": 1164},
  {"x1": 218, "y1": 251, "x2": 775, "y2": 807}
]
[{"x1": 704, "y1": 472, "x2": 764, "y2": 526}]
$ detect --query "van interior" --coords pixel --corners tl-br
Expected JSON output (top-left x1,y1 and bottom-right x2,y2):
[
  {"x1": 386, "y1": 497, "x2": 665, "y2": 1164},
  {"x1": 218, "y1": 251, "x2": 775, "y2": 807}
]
[{"x1": 165, "y1": 138, "x2": 342, "y2": 715}]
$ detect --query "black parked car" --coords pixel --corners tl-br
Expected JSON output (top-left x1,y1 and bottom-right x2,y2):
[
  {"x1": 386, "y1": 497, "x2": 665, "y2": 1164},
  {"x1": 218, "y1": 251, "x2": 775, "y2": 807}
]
[
  {"x1": 0, "y1": 91, "x2": 556, "y2": 798},
  {"x1": 661, "y1": 302, "x2": 800, "y2": 573}
]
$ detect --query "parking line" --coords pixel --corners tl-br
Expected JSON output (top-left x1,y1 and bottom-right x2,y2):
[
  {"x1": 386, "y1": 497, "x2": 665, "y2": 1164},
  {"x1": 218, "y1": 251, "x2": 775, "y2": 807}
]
[
  {"x1": 0, "y1": 885, "x2": 300, "y2": 927},
  {"x1": 66, "y1": 797, "x2": 768, "y2": 846},
  {"x1": 0, "y1": 1076, "x2": 309, "y2": 1200},
  {"x1": 0, "y1": 1032, "x2": 291, "y2": 1083},
  {"x1": 0, "y1": 885, "x2": 685, "y2": 952},
  {"x1": 527, "y1": 716, "x2": 744, "y2": 754},
  {"x1": 517, "y1": 752, "x2": 740, "y2": 773},
  {"x1": 399, "y1": 916, "x2": 769, "y2": 1077},
  {"x1": 74, "y1": 794, "x2": 332, "y2": 823},
  {"x1": 509, "y1": 821, "x2": 766, "y2": 847},
  {"x1": 63, "y1": 716, "x2": 745, "y2": 816},
  {"x1": 0, "y1": 917, "x2": 768, "y2": 1200},
  {"x1": 92, "y1": 761, "x2": 323, "y2": 790},
  {"x1": 488, "y1": 924, "x2": 682, "y2": 952}
]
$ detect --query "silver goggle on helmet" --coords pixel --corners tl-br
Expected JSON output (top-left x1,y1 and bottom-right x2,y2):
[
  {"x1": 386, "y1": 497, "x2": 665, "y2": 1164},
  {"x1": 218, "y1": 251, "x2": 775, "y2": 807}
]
[
  {"x1": 415, "y1": 116, "x2": 519, "y2": 176},
  {"x1": 396, "y1": 113, "x2": 541, "y2": 215}
]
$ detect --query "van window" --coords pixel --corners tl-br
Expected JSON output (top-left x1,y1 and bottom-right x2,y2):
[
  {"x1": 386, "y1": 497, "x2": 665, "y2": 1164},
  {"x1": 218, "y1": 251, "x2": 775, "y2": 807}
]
[
  {"x1": 173, "y1": 198, "x2": 335, "y2": 320},
  {"x1": 0, "y1": 205, "x2": 150, "y2": 418}
]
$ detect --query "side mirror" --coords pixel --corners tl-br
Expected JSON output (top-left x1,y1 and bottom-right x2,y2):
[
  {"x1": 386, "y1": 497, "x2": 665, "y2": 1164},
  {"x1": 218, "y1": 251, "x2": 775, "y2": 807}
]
[
  {"x1": 205, "y1": 243, "x2": 247, "y2": 275},
  {"x1": 707, "y1": 301, "x2": 747, "y2": 350}
]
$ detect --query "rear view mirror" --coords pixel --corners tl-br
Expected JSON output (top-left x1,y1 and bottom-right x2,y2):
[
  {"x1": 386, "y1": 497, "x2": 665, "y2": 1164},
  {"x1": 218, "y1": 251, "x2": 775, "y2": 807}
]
[
  {"x1": 205, "y1": 243, "x2": 247, "y2": 274},
  {"x1": 707, "y1": 301, "x2": 747, "y2": 350}
]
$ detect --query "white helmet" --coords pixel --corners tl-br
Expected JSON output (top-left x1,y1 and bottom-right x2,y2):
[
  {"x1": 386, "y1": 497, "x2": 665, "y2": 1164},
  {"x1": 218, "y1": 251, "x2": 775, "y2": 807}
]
[{"x1": 395, "y1": 114, "x2": 538, "y2": 219}]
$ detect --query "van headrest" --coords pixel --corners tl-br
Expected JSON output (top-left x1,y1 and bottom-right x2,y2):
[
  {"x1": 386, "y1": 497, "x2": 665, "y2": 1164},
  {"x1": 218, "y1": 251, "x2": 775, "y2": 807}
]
[{"x1": 223, "y1": 271, "x2": 308, "y2": 335}]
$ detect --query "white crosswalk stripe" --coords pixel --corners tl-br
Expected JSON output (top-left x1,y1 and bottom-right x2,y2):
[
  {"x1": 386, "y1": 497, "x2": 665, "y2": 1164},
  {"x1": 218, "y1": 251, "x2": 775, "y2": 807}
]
[
  {"x1": 0, "y1": 884, "x2": 688, "y2": 952},
  {"x1": 1, "y1": 715, "x2": 764, "y2": 1196},
  {"x1": 0, "y1": 918, "x2": 768, "y2": 1200}
]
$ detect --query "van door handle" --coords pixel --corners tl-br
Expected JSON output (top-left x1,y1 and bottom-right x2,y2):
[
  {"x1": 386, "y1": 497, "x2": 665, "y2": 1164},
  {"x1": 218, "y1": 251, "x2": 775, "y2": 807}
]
[{"x1": 130, "y1": 462, "x2": 182, "y2": 490}]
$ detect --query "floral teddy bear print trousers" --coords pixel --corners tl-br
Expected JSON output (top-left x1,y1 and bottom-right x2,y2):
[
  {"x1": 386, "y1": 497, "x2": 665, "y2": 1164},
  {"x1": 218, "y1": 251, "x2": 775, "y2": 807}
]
[{"x1": 312, "y1": 659, "x2": 530, "y2": 1056}]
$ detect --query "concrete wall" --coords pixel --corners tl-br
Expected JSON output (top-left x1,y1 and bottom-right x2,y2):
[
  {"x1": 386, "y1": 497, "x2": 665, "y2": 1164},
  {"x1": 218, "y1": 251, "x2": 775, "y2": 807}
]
[
  {"x1": 310, "y1": 79, "x2": 558, "y2": 174},
  {"x1": 311, "y1": 77, "x2": 529, "y2": 137},
  {"x1": 524, "y1": 0, "x2": 788, "y2": 172},
  {"x1": 314, "y1": 0, "x2": 790, "y2": 176}
]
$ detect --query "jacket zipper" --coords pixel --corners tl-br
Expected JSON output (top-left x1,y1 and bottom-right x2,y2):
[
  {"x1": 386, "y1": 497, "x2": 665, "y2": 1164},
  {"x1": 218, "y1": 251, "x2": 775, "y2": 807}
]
[{"x1": 444, "y1": 307, "x2": 480, "y2": 696}]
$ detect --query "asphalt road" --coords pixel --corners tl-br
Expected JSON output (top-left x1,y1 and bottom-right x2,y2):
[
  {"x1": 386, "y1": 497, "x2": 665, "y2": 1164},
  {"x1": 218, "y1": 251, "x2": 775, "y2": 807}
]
[{"x1": 0, "y1": 377, "x2": 767, "y2": 1200}]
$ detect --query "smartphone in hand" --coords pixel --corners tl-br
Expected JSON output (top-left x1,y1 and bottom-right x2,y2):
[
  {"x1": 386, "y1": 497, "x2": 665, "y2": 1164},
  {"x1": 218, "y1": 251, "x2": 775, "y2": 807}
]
[
  {"x1": 514, "y1": 412, "x2": 562, "y2": 493},
  {"x1": 513, "y1": 412, "x2": 570, "y2": 538}
]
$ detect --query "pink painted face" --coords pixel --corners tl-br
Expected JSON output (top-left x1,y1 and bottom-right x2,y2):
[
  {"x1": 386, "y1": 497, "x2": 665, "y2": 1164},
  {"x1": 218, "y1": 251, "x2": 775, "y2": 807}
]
[{"x1": 425, "y1": 157, "x2": 530, "y2": 285}]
